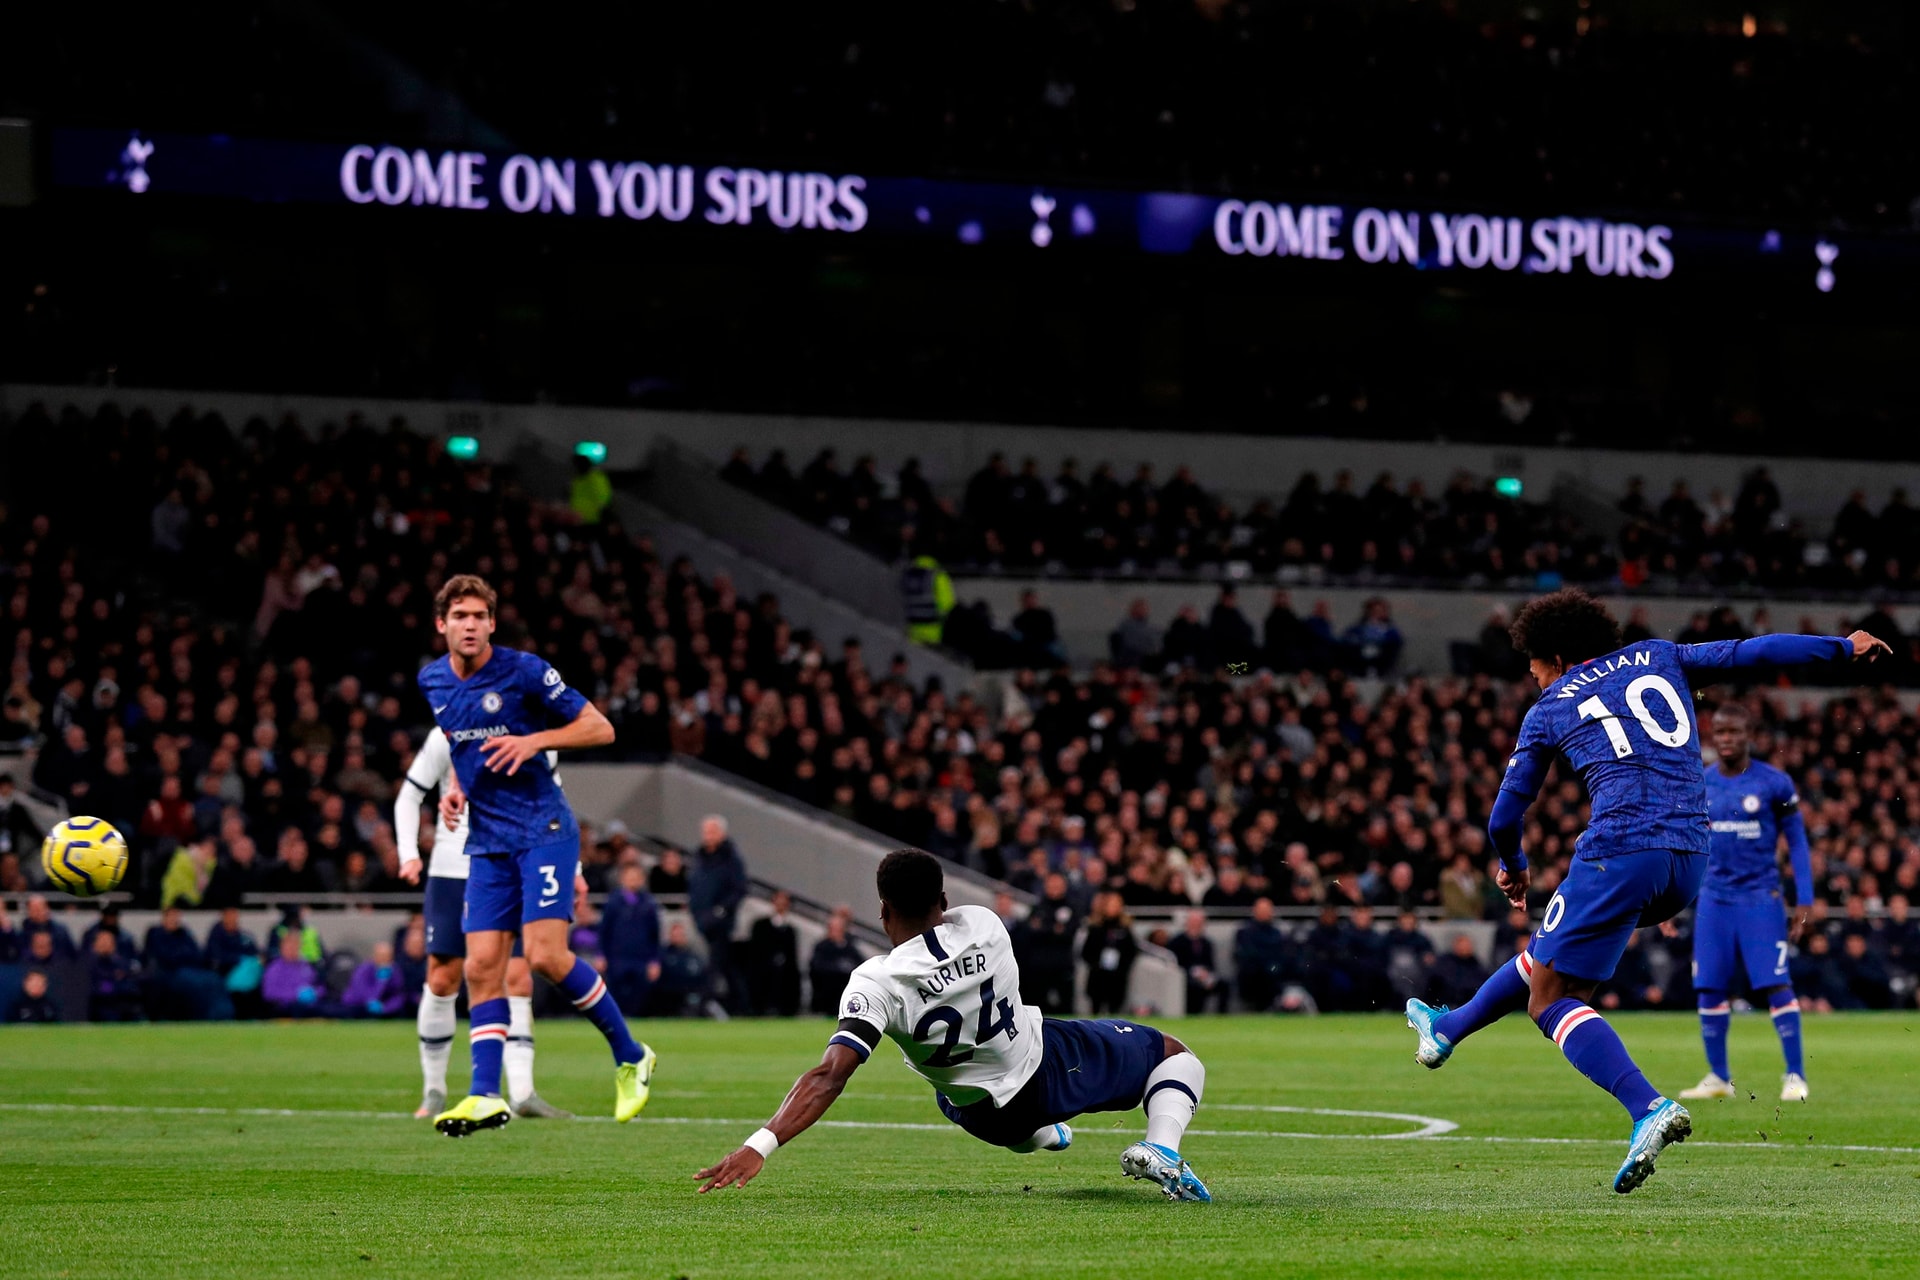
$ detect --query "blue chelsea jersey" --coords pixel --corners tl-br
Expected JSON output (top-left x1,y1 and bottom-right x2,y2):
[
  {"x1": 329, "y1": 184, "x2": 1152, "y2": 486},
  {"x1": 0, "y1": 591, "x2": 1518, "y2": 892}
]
[
  {"x1": 1702, "y1": 759, "x2": 1798, "y2": 901},
  {"x1": 1502, "y1": 638, "x2": 1723, "y2": 861},
  {"x1": 417, "y1": 645, "x2": 589, "y2": 854}
]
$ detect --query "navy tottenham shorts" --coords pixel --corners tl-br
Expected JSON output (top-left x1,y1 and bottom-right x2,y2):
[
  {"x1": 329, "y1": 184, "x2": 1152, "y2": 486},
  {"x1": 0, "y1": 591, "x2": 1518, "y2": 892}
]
[{"x1": 937, "y1": 1017, "x2": 1165, "y2": 1149}]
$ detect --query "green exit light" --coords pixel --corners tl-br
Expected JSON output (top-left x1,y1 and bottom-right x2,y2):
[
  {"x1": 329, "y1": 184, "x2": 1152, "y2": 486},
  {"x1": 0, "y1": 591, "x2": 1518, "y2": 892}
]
[
  {"x1": 574, "y1": 440, "x2": 608, "y2": 465},
  {"x1": 1494, "y1": 476, "x2": 1524, "y2": 498},
  {"x1": 447, "y1": 435, "x2": 480, "y2": 460}
]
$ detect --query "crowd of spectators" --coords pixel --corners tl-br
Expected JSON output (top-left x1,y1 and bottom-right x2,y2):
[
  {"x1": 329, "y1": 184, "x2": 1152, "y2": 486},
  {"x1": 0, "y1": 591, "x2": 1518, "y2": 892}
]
[
  {"x1": 725, "y1": 447, "x2": 1920, "y2": 626},
  {"x1": 611, "y1": 629, "x2": 1918, "y2": 1012},
  {"x1": 0, "y1": 400, "x2": 864, "y2": 904},
  {"x1": 1617, "y1": 471, "x2": 1920, "y2": 600},
  {"x1": 0, "y1": 896, "x2": 430, "y2": 1023},
  {"x1": 4, "y1": 400, "x2": 1918, "y2": 1025},
  {"x1": 724, "y1": 448, "x2": 1608, "y2": 588}
]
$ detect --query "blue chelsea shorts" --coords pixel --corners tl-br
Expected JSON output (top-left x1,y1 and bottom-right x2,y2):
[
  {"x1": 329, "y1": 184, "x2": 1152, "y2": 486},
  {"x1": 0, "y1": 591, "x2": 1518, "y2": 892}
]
[
  {"x1": 1529, "y1": 849, "x2": 1706, "y2": 983},
  {"x1": 462, "y1": 838, "x2": 580, "y2": 935},
  {"x1": 1693, "y1": 893, "x2": 1793, "y2": 992}
]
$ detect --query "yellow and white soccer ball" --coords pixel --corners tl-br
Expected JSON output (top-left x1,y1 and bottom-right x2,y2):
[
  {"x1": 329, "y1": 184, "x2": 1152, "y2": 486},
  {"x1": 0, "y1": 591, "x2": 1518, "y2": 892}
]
[{"x1": 41, "y1": 817, "x2": 129, "y2": 897}]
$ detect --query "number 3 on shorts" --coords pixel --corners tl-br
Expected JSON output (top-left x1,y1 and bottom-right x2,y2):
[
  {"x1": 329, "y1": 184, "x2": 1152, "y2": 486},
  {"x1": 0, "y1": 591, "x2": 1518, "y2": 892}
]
[
  {"x1": 540, "y1": 865, "x2": 560, "y2": 898},
  {"x1": 1542, "y1": 892, "x2": 1567, "y2": 933}
]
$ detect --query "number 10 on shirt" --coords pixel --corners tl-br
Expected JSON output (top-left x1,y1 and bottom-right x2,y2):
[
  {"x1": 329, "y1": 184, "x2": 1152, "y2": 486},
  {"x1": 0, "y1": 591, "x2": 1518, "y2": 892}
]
[{"x1": 1576, "y1": 674, "x2": 1691, "y2": 759}]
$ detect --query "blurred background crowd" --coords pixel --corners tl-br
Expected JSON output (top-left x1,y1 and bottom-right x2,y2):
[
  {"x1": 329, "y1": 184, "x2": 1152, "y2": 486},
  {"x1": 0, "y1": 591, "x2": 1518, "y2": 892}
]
[{"x1": 3, "y1": 404, "x2": 1916, "y2": 1023}]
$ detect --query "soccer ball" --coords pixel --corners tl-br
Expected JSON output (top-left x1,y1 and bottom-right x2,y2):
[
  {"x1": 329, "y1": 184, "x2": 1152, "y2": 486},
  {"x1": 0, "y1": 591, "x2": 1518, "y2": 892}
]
[{"x1": 42, "y1": 817, "x2": 129, "y2": 897}]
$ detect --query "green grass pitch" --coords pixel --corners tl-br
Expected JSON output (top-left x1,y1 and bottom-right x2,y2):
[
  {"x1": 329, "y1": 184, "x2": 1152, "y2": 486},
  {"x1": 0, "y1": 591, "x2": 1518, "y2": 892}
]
[{"x1": 2, "y1": 1013, "x2": 1917, "y2": 1279}]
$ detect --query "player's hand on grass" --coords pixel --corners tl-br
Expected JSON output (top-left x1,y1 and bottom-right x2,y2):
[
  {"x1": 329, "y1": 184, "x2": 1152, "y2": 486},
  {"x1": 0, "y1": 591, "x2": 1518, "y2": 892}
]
[
  {"x1": 1848, "y1": 630, "x2": 1892, "y2": 661},
  {"x1": 1788, "y1": 904, "x2": 1812, "y2": 942},
  {"x1": 1494, "y1": 863, "x2": 1529, "y2": 909},
  {"x1": 694, "y1": 1148, "x2": 766, "y2": 1193},
  {"x1": 398, "y1": 858, "x2": 423, "y2": 886},
  {"x1": 480, "y1": 733, "x2": 543, "y2": 775}
]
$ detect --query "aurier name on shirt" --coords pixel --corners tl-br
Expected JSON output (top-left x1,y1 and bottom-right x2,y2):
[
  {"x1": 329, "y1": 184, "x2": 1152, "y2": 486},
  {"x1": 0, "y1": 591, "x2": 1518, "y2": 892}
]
[{"x1": 914, "y1": 950, "x2": 989, "y2": 1002}]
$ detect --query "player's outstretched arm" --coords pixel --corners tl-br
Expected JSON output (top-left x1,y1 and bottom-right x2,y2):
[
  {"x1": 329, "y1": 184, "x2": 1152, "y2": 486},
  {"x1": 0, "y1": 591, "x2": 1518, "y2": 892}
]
[
  {"x1": 479, "y1": 703, "x2": 616, "y2": 775},
  {"x1": 1679, "y1": 631, "x2": 1889, "y2": 674},
  {"x1": 694, "y1": 1044, "x2": 863, "y2": 1193}
]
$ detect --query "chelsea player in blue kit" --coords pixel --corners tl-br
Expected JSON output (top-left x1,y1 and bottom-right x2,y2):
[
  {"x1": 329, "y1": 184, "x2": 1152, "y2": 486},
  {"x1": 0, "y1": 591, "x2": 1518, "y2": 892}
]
[
  {"x1": 422, "y1": 575, "x2": 658, "y2": 1136},
  {"x1": 1403, "y1": 590, "x2": 1884, "y2": 1193},
  {"x1": 1678, "y1": 703, "x2": 1815, "y2": 1104}
]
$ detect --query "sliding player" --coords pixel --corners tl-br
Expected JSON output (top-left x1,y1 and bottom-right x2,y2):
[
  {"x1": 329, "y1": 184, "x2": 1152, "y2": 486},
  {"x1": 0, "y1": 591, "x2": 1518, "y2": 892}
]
[
  {"x1": 1403, "y1": 590, "x2": 1882, "y2": 1192},
  {"x1": 396, "y1": 726, "x2": 570, "y2": 1120},
  {"x1": 422, "y1": 574, "x2": 657, "y2": 1137},
  {"x1": 1678, "y1": 703, "x2": 1813, "y2": 1103},
  {"x1": 695, "y1": 849, "x2": 1212, "y2": 1202}
]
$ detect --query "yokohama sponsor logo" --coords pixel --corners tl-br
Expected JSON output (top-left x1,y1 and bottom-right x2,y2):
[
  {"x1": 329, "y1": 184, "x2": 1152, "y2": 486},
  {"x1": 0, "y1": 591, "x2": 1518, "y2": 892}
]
[{"x1": 449, "y1": 725, "x2": 510, "y2": 743}]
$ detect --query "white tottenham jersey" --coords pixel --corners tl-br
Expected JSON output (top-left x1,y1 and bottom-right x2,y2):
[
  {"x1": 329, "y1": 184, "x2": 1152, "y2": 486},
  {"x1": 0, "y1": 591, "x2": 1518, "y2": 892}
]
[
  {"x1": 396, "y1": 728, "x2": 560, "y2": 879},
  {"x1": 830, "y1": 905, "x2": 1043, "y2": 1107}
]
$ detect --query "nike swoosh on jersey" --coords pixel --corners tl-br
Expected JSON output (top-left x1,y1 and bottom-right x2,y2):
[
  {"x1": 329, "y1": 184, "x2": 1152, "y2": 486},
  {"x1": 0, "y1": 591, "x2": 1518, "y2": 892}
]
[
  {"x1": 537, "y1": 897, "x2": 559, "y2": 907},
  {"x1": 433, "y1": 704, "x2": 449, "y2": 714}
]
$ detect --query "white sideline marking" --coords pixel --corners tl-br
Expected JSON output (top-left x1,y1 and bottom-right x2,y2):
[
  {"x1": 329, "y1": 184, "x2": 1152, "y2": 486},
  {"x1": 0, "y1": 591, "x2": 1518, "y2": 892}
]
[
  {"x1": 2, "y1": 1102, "x2": 1915, "y2": 1156},
  {"x1": 0, "y1": 1101, "x2": 1445, "y2": 1139}
]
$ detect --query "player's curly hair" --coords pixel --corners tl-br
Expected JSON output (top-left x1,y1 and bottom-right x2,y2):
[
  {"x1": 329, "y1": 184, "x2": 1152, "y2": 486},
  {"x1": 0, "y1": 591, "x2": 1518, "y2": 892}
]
[
  {"x1": 877, "y1": 848, "x2": 945, "y2": 919},
  {"x1": 1509, "y1": 589, "x2": 1622, "y2": 666}
]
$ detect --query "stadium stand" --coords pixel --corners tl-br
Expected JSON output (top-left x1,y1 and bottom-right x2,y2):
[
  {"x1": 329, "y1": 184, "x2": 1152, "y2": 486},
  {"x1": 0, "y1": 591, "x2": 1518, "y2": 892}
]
[
  {"x1": 0, "y1": 401, "x2": 1912, "y2": 1020},
  {"x1": 2, "y1": 396, "x2": 1913, "y2": 1018},
  {"x1": 724, "y1": 446, "x2": 1920, "y2": 602}
]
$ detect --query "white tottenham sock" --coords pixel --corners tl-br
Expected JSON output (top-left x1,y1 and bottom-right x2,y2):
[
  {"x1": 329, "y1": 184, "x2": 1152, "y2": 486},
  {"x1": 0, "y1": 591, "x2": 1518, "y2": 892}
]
[
  {"x1": 504, "y1": 995, "x2": 536, "y2": 1105},
  {"x1": 1143, "y1": 1052, "x2": 1206, "y2": 1153},
  {"x1": 417, "y1": 988, "x2": 458, "y2": 1097}
]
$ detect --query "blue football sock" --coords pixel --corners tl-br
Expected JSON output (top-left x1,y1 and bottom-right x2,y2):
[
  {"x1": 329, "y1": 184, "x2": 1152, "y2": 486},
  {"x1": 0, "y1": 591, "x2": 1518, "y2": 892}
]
[
  {"x1": 1434, "y1": 952, "x2": 1533, "y2": 1045},
  {"x1": 559, "y1": 959, "x2": 643, "y2": 1065},
  {"x1": 1536, "y1": 997, "x2": 1662, "y2": 1118},
  {"x1": 468, "y1": 997, "x2": 510, "y2": 1098},
  {"x1": 1768, "y1": 987, "x2": 1805, "y2": 1078},
  {"x1": 1697, "y1": 989, "x2": 1731, "y2": 1080}
]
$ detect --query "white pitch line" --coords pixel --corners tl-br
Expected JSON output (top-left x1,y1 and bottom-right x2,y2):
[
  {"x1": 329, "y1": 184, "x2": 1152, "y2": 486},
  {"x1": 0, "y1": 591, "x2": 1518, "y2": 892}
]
[{"x1": 3, "y1": 1102, "x2": 1916, "y2": 1156}]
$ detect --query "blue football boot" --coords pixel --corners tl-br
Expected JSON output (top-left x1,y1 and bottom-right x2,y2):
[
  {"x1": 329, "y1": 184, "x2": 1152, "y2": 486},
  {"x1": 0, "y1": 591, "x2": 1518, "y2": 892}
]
[
  {"x1": 1613, "y1": 1098, "x2": 1691, "y2": 1194},
  {"x1": 1404, "y1": 998, "x2": 1454, "y2": 1069},
  {"x1": 1121, "y1": 1142, "x2": 1212, "y2": 1202}
]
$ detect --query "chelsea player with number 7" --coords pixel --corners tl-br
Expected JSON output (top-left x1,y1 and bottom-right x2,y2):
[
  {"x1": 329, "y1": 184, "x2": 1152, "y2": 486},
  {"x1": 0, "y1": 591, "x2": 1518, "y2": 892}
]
[
  {"x1": 420, "y1": 574, "x2": 658, "y2": 1137},
  {"x1": 1403, "y1": 590, "x2": 1885, "y2": 1193},
  {"x1": 1677, "y1": 702, "x2": 1816, "y2": 1104}
]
